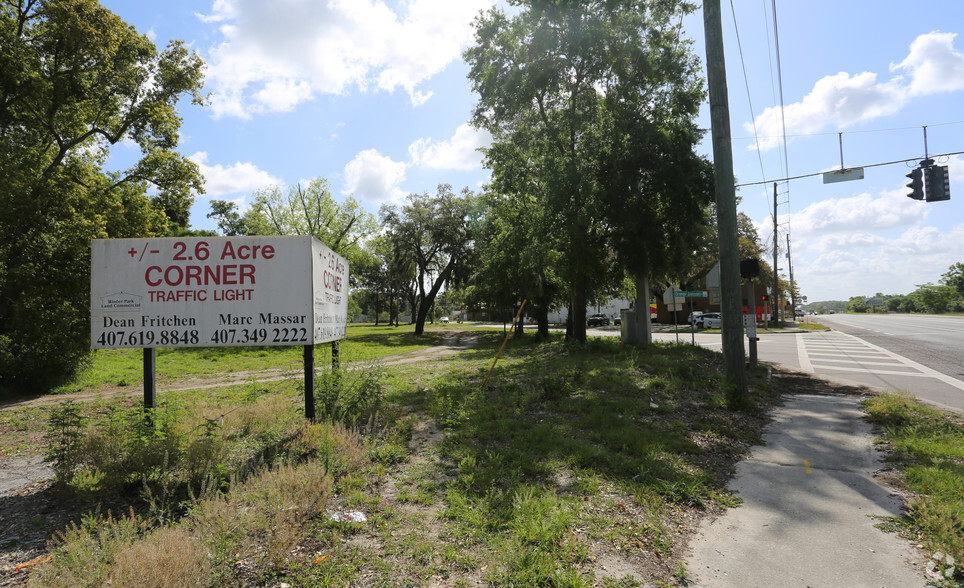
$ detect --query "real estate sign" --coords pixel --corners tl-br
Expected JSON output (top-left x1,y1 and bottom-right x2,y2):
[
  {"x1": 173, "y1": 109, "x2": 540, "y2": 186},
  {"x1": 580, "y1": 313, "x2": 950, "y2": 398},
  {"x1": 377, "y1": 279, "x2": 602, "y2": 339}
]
[{"x1": 91, "y1": 236, "x2": 348, "y2": 349}]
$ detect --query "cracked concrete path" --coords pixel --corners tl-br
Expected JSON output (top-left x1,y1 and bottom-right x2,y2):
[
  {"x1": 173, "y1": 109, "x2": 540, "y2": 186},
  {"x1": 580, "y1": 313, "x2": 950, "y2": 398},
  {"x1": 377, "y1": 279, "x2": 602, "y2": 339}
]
[{"x1": 686, "y1": 394, "x2": 926, "y2": 588}]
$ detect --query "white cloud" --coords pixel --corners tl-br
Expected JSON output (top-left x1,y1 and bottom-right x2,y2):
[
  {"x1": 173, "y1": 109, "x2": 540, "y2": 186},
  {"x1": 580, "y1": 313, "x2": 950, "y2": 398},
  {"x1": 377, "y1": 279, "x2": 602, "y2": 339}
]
[
  {"x1": 797, "y1": 223, "x2": 964, "y2": 298},
  {"x1": 343, "y1": 149, "x2": 407, "y2": 205},
  {"x1": 790, "y1": 190, "x2": 928, "y2": 241},
  {"x1": 408, "y1": 123, "x2": 492, "y2": 170},
  {"x1": 747, "y1": 31, "x2": 964, "y2": 151},
  {"x1": 197, "y1": 0, "x2": 495, "y2": 118},
  {"x1": 189, "y1": 151, "x2": 280, "y2": 197},
  {"x1": 890, "y1": 31, "x2": 964, "y2": 96}
]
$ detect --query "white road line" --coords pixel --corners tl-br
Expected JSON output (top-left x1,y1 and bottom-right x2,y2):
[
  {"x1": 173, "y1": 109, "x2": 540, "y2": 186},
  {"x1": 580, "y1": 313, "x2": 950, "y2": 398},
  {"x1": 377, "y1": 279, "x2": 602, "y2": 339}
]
[
  {"x1": 807, "y1": 352, "x2": 893, "y2": 360},
  {"x1": 830, "y1": 331, "x2": 964, "y2": 392},
  {"x1": 810, "y1": 358, "x2": 915, "y2": 368},
  {"x1": 813, "y1": 365, "x2": 934, "y2": 378},
  {"x1": 796, "y1": 334, "x2": 812, "y2": 373}
]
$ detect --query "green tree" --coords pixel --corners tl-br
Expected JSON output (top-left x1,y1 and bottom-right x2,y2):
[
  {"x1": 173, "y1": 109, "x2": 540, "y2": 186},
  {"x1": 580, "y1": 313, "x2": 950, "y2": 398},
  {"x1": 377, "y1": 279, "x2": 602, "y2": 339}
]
[
  {"x1": 0, "y1": 0, "x2": 205, "y2": 392},
  {"x1": 909, "y1": 283, "x2": 958, "y2": 314},
  {"x1": 469, "y1": 189, "x2": 565, "y2": 339},
  {"x1": 207, "y1": 200, "x2": 249, "y2": 236},
  {"x1": 353, "y1": 233, "x2": 416, "y2": 326},
  {"x1": 381, "y1": 185, "x2": 476, "y2": 336},
  {"x1": 465, "y1": 0, "x2": 706, "y2": 342},
  {"x1": 941, "y1": 262, "x2": 964, "y2": 296},
  {"x1": 847, "y1": 296, "x2": 869, "y2": 313},
  {"x1": 243, "y1": 179, "x2": 377, "y2": 277}
]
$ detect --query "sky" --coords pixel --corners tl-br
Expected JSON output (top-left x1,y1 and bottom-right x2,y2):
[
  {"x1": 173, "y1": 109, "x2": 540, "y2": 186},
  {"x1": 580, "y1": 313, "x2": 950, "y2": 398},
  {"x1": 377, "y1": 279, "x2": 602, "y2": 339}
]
[{"x1": 99, "y1": 0, "x2": 964, "y2": 303}]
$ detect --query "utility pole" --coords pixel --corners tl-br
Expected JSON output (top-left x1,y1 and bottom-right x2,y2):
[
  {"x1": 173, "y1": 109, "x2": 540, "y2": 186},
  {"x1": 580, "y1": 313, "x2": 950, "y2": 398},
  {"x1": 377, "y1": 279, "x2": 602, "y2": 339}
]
[
  {"x1": 787, "y1": 234, "x2": 795, "y2": 320},
  {"x1": 703, "y1": 0, "x2": 747, "y2": 396},
  {"x1": 772, "y1": 182, "x2": 780, "y2": 328}
]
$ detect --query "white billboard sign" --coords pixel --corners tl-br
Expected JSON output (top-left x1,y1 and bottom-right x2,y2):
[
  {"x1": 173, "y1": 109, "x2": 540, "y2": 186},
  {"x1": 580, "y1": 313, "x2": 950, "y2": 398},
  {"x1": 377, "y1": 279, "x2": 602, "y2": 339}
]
[{"x1": 91, "y1": 236, "x2": 348, "y2": 349}]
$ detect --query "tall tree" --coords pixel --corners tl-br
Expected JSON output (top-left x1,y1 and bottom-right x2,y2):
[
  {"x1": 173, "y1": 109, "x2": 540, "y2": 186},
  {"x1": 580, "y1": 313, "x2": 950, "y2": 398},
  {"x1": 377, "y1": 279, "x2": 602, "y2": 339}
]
[
  {"x1": 381, "y1": 185, "x2": 476, "y2": 336},
  {"x1": 469, "y1": 189, "x2": 564, "y2": 339},
  {"x1": 942, "y1": 262, "x2": 964, "y2": 296},
  {"x1": 465, "y1": 0, "x2": 707, "y2": 342},
  {"x1": 0, "y1": 0, "x2": 205, "y2": 392},
  {"x1": 243, "y1": 179, "x2": 377, "y2": 278}
]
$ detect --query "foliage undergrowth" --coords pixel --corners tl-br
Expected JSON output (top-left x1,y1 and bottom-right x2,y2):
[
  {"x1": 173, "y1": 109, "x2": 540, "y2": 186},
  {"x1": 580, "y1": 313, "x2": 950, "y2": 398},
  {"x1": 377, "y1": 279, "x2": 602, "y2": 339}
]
[
  {"x1": 23, "y1": 327, "x2": 782, "y2": 586},
  {"x1": 863, "y1": 392, "x2": 964, "y2": 579}
]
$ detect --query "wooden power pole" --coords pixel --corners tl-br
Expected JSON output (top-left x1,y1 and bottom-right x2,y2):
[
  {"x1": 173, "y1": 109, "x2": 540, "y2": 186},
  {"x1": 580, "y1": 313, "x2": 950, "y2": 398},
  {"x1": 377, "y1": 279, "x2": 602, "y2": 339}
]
[{"x1": 703, "y1": 0, "x2": 747, "y2": 396}]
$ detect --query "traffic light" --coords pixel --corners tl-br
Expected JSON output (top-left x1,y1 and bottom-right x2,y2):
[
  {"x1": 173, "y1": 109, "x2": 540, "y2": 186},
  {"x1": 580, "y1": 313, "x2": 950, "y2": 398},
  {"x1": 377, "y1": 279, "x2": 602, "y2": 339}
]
[
  {"x1": 925, "y1": 165, "x2": 950, "y2": 202},
  {"x1": 740, "y1": 258, "x2": 760, "y2": 278},
  {"x1": 761, "y1": 294, "x2": 768, "y2": 302},
  {"x1": 905, "y1": 168, "x2": 924, "y2": 200}
]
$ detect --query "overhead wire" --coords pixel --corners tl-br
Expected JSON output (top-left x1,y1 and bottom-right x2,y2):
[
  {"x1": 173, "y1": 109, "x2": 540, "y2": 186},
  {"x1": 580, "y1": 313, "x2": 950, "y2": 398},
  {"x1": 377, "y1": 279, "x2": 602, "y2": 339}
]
[
  {"x1": 728, "y1": 0, "x2": 768, "y2": 190},
  {"x1": 770, "y1": 0, "x2": 792, "y2": 254},
  {"x1": 734, "y1": 149, "x2": 964, "y2": 188}
]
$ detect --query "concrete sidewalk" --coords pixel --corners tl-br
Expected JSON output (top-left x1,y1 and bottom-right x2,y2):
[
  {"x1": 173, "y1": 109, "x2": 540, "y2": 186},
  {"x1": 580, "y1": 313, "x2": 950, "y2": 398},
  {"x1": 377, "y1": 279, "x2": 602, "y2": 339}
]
[{"x1": 686, "y1": 394, "x2": 926, "y2": 588}]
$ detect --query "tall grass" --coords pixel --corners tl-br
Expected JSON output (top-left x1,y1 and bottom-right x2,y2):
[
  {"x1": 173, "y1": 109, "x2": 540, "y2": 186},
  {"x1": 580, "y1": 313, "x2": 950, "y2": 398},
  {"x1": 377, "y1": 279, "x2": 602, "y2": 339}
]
[
  {"x1": 24, "y1": 328, "x2": 781, "y2": 586},
  {"x1": 863, "y1": 392, "x2": 963, "y2": 576}
]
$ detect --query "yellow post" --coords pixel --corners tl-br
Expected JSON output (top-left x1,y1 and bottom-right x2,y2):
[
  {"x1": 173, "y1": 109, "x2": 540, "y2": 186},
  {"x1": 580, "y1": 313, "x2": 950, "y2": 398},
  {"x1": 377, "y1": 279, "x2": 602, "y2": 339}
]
[{"x1": 482, "y1": 299, "x2": 527, "y2": 388}]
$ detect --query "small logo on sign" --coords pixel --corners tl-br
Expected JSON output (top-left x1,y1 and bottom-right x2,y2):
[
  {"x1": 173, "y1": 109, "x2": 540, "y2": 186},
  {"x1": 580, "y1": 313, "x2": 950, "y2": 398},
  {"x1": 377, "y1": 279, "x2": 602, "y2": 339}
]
[{"x1": 100, "y1": 292, "x2": 142, "y2": 311}]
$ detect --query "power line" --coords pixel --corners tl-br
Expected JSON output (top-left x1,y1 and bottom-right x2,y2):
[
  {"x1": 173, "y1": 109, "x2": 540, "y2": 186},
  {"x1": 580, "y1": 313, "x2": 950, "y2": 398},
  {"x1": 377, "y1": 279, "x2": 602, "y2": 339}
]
[
  {"x1": 728, "y1": 119, "x2": 964, "y2": 142},
  {"x1": 735, "y1": 150, "x2": 964, "y2": 188},
  {"x1": 729, "y1": 0, "x2": 769, "y2": 195}
]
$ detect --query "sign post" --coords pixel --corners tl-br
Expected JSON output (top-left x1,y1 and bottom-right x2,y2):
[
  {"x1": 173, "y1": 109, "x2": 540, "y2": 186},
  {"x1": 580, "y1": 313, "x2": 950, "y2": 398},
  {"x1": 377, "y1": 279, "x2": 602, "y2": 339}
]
[
  {"x1": 674, "y1": 290, "x2": 709, "y2": 345},
  {"x1": 746, "y1": 282, "x2": 758, "y2": 367},
  {"x1": 91, "y1": 236, "x2": 349, "y2": 422}
]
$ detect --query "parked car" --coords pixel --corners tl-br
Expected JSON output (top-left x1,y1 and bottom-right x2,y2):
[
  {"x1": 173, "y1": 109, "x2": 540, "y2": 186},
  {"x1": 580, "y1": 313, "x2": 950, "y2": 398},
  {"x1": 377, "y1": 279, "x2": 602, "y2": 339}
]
[
  {"x1": 695, "y1": 312, "x2": 722, "y2": 328},
  {"x1": 439, "y1": 316, "x2": 449, "y2": 323},
  {"x1": 587, "y1": 313, "x2": 610, "y2": 327},
  {"x1": 689, "y1": 311, "x2": 703, "y2": 327}
]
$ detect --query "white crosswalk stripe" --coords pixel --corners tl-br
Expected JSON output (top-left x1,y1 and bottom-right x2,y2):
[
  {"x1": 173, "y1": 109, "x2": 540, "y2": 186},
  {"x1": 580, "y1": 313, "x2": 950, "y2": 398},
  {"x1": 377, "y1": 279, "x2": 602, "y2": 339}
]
[{"x1": 798, "y1": 331, "x2": 964, "y2": 392}]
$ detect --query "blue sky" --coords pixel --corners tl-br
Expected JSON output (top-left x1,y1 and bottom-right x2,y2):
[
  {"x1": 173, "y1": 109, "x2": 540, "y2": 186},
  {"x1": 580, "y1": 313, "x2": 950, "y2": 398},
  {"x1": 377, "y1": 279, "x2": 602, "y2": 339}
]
[{"x1": 101, "y1": 0, "x2": 964, "y2": 303}]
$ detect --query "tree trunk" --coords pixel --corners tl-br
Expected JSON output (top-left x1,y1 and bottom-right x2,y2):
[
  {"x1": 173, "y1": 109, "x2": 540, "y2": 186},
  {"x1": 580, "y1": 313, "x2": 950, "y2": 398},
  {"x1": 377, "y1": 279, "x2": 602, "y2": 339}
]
[
  {"x1": 513, "y1": 301, "x2": 525, "y2": 338},
  {"x1": 634, "y1": 274, "x2": 652, "y2": 345},
  {"x1": 570, "y1": 285, "x2": 588, "y2": 343},
  {"x1": 414, "y1": 258, "x2": 455, "y2": 335},
  {"x1": 536, "y1": 303, "x2": 550, "y2": 340}
]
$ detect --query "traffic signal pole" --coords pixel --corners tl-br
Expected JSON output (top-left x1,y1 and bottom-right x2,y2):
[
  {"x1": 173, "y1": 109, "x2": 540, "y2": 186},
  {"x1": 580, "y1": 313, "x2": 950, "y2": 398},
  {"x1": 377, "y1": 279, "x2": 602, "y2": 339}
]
[{"x1": 703, "y1": 0, "x2": 747, "y2": 397}]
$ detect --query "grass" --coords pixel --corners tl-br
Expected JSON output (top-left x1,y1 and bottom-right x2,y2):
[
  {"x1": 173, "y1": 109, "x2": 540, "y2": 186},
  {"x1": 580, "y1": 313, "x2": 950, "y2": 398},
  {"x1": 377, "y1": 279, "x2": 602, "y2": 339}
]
[
  {"x1": 794, "y1": 322, "x2": 831, "y2": 331},
  {"x1": 53, "y1": 323, "x2": 447, "y2": 393},
  {"x1": 863, "y1": 392, "x2": 964, "y2": 578},
  {"x1": 1, "y1": 324, "x2": 957, "y2": 585}
]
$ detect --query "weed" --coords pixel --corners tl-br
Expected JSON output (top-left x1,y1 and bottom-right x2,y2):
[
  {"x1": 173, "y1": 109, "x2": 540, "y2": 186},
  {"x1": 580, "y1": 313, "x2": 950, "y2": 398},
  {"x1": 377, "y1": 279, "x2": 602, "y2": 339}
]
[
  {"x1": 31, "y1": 509, "x2": 148, "y2": 587},
  {"x1": 673, "y1": 562, "x2": 693, "y2": 585},
  {"x1": 316, "y1": 363, "x2": 385, "y2": 426},
  {"x1": 863, "y1": 393, "x2": 964, "y2": 571},
  {"x1": 44, "y1": 400, "x2": 84, "y2": 483}
]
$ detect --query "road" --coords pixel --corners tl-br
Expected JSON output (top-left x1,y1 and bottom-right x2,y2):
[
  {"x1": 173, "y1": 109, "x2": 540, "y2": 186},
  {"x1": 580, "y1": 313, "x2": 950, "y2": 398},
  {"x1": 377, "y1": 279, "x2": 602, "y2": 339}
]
[{"x1": 646, "y1": 314, "x2": 964, "y2": 413}]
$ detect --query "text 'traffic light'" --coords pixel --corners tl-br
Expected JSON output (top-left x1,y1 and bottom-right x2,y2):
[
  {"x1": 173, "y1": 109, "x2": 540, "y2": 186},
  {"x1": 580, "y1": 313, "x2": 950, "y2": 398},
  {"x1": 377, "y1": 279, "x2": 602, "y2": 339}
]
[
  {"x1": 905, "y1": 168, "x2": 924, "y2": 200},
  {"x1": 925, "y1": 165, "x2": 950, "y2": 202}
]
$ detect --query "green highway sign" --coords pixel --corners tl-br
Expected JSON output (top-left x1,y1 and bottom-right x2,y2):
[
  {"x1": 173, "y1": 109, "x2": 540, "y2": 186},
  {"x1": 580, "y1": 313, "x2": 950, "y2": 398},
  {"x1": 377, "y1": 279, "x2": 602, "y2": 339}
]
[{"x1": 674, "y1": 290, "x2": 708, "y2": 298}]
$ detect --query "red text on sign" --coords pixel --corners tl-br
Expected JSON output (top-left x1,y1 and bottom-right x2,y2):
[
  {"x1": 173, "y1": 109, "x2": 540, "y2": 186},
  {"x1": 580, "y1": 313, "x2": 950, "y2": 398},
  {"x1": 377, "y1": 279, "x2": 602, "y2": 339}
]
[{"x1": 145, "y1": 264, "x2": 256, "y2": 287}]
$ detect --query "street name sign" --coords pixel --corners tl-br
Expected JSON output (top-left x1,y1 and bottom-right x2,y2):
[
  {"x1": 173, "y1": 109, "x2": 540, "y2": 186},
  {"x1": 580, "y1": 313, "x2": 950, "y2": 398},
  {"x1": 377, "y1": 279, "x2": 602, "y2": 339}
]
[
  {"x1": 91, "y1": 236, "x2": 349, "y2": 349},
  {"x1": 674, "y1": 290, "x2": 708, "y2": 298},
  {"x1": 822, "y1": 167, "x2": 865, "y2": 184}
]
